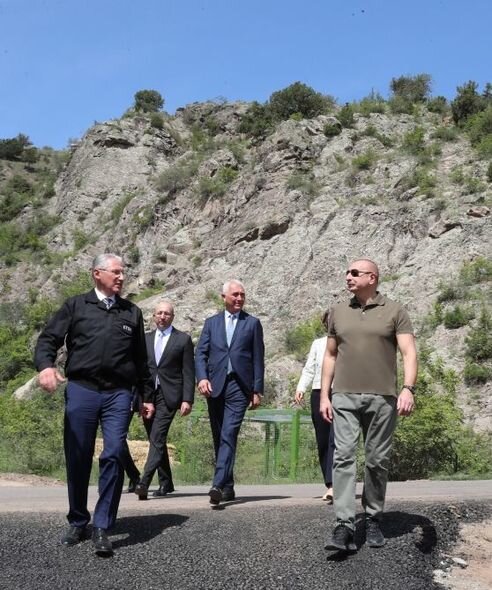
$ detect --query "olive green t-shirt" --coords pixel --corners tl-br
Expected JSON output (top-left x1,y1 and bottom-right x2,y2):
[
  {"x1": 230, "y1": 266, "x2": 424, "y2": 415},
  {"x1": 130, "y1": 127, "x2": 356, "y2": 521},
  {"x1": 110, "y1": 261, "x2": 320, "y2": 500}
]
[{"x1": 328, "y1": 293, "x2": 414, "y2": 396}]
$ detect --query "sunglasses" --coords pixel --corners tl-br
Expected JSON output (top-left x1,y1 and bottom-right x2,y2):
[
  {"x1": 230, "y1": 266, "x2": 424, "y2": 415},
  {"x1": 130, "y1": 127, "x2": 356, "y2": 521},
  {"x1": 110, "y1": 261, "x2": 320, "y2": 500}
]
[{"x1": 346, "y1": 269, "x2": 373, "y2": 277}]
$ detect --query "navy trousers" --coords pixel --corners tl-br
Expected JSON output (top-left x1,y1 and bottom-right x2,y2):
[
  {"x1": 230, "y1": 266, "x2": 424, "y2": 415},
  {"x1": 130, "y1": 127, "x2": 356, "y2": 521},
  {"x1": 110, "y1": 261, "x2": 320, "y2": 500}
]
[
  {"x1": 310, "y1": 389, "x2": 335, "y2": 486},
  {"x1": 64, "y1": 381, "x2": 132, "y2": 529},
  {"x1": 207, "y1": 376, "x2": 250, "y2": 490}
]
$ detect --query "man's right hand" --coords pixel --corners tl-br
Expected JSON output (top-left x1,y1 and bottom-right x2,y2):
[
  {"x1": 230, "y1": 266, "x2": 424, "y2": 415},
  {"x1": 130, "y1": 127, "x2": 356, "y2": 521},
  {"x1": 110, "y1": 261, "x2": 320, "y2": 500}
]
[
  {"x1": 197, "y1": 379, "x2": 212, "y2": 397},
  {"x1": 38, "y1": 367, "x2": 66, "y2": 393},
  {"x1": 320, "y1": 396, "x2": 333, "y2": 423}
]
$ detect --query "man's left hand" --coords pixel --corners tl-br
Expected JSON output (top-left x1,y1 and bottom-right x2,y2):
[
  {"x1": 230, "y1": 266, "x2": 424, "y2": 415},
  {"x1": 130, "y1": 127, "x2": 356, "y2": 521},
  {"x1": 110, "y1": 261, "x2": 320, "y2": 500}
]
[
  {"x1": 140, "y1": 402, "x2": 155, "y2": 420},
  {"x1": 249, "y1": 393, "x2": 261, "y2": 410},
  {"x1": 397, "y1": 389, "x2": 415, "y2": 416}
]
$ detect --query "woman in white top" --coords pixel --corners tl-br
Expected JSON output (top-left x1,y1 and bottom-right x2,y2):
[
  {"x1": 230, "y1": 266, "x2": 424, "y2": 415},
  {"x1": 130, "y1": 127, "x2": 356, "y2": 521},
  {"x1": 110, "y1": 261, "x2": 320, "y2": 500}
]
[{"x1": 294, "y1": 311, "x2": 335, "y2": 502}]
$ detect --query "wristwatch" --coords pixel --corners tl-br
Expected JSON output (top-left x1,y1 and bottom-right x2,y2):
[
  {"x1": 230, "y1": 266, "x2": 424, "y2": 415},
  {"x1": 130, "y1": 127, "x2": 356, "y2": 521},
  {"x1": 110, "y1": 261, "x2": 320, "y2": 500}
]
[{"x1": 402, "y1": 385, "x2": 416, "y2": 394}]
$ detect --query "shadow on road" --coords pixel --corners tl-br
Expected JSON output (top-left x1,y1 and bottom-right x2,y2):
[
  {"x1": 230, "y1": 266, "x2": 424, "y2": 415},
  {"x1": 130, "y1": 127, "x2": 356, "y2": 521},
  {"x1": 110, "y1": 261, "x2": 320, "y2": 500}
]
[
  {"x1": 352, "y1": 510, "x2": 437, "y2": 553},
  {"x1": 111, "y1": 513, "x2": 189, "y2": 548},
  {"x1": 210, "y1": 495, "x2": 290, "y2": 510}
]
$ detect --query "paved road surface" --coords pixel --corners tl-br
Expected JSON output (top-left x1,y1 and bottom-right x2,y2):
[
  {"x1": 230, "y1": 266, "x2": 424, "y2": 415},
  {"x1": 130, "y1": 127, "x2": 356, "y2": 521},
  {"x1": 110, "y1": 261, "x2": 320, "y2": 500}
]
[
  {"x1": 0, "y1": 480, "x2": 491, "y2": 512},
  {"x1": 0, "y1": 481, "x2": 491, "y2": 590}
]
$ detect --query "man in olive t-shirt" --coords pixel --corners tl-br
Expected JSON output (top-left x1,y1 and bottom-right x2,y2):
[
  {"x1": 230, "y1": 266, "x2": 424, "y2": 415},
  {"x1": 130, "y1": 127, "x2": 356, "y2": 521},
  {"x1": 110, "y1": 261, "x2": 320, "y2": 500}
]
[{"x1": 320, "y1": 259, "x2": 417, "y2": 552}]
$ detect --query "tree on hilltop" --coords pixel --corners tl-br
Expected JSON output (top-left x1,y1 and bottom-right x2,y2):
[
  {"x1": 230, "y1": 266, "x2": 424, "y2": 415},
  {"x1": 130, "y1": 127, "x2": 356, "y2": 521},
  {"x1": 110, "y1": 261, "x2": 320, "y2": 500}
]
[{"x1": 134, "y1": 90, "x2": 164, "y2": 113}]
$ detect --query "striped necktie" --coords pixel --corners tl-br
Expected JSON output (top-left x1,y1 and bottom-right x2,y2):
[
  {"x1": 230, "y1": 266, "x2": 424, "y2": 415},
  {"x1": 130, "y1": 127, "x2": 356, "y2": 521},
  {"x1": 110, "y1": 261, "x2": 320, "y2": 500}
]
[{"x1": 103, "y1": 297, "x2": 113, "y2": 310}]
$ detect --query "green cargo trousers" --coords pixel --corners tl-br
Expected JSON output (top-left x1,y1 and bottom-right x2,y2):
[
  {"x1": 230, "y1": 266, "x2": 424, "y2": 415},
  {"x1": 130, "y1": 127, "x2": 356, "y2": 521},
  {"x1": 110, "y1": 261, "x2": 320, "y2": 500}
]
[{"x1": 332, "y1": 392, "x2": 397, "y2": 530}]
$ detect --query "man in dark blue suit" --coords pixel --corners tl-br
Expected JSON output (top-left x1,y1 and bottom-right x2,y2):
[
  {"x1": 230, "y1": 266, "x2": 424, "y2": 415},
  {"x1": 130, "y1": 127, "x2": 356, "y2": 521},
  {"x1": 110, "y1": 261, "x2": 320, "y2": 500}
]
[{"x1": 195, "y1": 279, "x2": 264, "y2": 506}]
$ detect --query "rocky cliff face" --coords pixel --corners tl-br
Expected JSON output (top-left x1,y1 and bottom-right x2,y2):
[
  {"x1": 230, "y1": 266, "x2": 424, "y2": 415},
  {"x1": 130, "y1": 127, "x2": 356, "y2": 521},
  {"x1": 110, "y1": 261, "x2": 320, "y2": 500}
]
[{"x1": 3, "y1": 101, "x2": 491, "y2": 429}]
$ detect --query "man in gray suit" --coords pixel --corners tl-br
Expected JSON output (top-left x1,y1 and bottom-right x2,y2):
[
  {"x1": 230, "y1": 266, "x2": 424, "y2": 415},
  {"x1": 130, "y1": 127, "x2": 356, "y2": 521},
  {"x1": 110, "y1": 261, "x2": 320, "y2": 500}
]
[{"x1": 135, "y1": 300, "x2": 195, "y2": 499}]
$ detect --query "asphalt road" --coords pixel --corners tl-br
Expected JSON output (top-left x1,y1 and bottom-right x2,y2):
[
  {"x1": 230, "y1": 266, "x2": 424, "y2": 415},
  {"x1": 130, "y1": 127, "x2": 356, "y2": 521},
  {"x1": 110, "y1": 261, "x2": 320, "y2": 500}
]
[{"x1": 0, "y1": 482, "x2": 491, "y2": 590}]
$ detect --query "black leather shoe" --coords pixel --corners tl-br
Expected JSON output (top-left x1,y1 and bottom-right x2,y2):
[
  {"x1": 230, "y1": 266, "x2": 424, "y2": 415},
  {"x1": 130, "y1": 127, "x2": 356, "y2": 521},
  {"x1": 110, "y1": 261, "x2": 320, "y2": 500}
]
[
  {"x1": 325, "y1": 524, "x2": 357, "y2": 552},
  {"x1": 92, "y1": 527, "x2": 113, "y2": 556},
  {"x1": 61, "y1": 526, "x2": 87, "y2": 546},
  {"x1": 152, "y1": 486, "x2": 175, "y2": 497},
  {"x1": 127, "y1": 478, "x2": 139, "y2": 493},
  {"x1": 222, "y1": 489, "x2": 235, "y2": 502},
  {"x1": 365, "y1": 517, "x2": 385, "y2": 547},
  {"x1": 134, "y1": 482, "x2": 148, "y2": 500},
  {"x1": 208, "y1": 486, "x2": 222, "y2": 505}
]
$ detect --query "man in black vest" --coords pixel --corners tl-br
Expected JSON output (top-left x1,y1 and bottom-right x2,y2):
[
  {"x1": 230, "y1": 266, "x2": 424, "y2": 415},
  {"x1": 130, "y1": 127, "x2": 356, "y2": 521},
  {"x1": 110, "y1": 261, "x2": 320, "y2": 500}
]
[{"x1": 135, "y1": 300, "x2": 195, "y2": 499}]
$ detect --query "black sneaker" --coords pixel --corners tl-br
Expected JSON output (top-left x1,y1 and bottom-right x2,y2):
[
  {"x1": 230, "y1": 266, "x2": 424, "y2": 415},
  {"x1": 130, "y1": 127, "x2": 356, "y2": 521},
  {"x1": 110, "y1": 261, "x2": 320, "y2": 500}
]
[
  {"x1": 365, "y1": 517, "x2": 385, "y2": 547},
  {"x1": 325, "y1": 524, "x2": 357, "y2": 552}
]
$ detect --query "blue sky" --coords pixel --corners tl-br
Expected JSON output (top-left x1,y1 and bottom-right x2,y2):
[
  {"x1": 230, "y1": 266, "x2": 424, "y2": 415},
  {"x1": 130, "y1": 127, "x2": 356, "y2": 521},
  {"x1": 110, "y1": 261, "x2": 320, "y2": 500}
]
[{"x1": 1, "y1": 0, "x2": 490, "y2": 149}]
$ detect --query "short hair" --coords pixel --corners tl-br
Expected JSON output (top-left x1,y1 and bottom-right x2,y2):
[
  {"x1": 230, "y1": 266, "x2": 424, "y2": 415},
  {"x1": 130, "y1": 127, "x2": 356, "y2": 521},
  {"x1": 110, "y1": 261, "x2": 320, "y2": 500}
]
[
  {"x1": 321, "y1": 310, "x2": 331, "y2": 331},
  {"x1": 221, "y1": 279, "x2": 246, "y2": 294},
  {"x1": 91, "y1": 253, "x2": 123, "y2": 271}
]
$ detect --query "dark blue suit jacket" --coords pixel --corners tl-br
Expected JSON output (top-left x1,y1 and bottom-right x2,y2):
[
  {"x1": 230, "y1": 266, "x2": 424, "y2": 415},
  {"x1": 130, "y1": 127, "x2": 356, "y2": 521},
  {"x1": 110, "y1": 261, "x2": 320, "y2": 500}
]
[{"x1": 195, "y1": 310, "x2": 264, "y2": 398}]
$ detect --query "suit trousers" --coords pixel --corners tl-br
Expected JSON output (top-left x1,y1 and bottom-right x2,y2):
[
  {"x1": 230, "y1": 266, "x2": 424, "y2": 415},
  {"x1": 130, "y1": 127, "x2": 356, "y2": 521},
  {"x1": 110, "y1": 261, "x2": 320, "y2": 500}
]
[
  {"x1": 310, "y1": 389, "x2": 335, "y2": 486},
  {"x1": 332, "y1": 392, "x2": 397, "y2": 530},
  {"x1": 140, "y1": 390, "x2": 177, "y2": 490},
  {"x1": 121, "y1": 415, "x2": 140, "y2": 483},
  {"x1": 207, "y1": 376, "x2": 250, "y2": 490},
  {"x1": 64, "y1": 381, "x2": 132, "y2": 529}
]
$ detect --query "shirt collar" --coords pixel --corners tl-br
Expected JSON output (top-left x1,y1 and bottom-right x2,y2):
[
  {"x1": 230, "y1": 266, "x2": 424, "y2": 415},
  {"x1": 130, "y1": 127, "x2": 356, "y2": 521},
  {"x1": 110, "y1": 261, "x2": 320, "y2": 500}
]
[
  {"x1": 224, "y1": 310, "x2": 238, "y2": 320},
  {"x1": 157, "y1": 325, "x2": 173, "y2": 337},
  {"x1": 349, "y1": 292, "x2": 386, "y2": 308},
  {"x1": 94, "y1": 288, "x2": 115, "y2": 304}
]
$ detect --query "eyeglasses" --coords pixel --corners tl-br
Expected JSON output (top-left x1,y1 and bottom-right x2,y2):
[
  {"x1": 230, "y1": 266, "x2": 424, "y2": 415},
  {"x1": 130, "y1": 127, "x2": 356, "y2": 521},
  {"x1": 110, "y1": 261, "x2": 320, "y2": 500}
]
[
  {"x1": 97, "y1": 268, "x2": 124, "y2": 277},
  {"x1": 346, "y1": 269, "x2": 373, "y2": 277}
]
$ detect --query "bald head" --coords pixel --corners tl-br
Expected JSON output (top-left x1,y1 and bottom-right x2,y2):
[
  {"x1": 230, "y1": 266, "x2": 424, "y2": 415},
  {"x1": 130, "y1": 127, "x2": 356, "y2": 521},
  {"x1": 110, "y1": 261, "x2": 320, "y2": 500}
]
[
  {"x1": 352, "y1": 259, "x2": 379, "y2": 282},
  {"x1": 346, "y1": 259, "x2": 379, "y2": 301},
  {"x1": 153, "y1": 300, "x2": 175, "y2": 330}
]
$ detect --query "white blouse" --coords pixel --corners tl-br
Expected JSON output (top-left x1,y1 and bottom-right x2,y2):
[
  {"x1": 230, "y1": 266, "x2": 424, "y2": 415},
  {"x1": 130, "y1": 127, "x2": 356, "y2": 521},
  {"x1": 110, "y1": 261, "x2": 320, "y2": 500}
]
[{"x1": 296, "y1": 336, "x2": 328, "y2": 392}]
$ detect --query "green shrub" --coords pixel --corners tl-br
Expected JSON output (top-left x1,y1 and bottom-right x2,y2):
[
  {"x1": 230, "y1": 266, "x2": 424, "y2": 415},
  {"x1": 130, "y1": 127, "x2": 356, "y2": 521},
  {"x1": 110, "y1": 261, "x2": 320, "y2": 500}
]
[
  {"x1": 286, "y1": 171, "x2": 320, "y2": 196},
  {"x1": 487, "y1": 162, "x2": 492, "y2": 183},
  {"x1": 466, "y1": 105, "x2": 492, "y2": 148},
  {"x1": 111, "y1": 192, "x2": 135, "y2": 222},
  {"x1": 388, "y1": 95, "x2": 414, "y2": 114},
  {"x1": 72, "y1": 228, "x2": 90, "y2": 250},
  {"x1": 134, "y1": 89, "x2": 164, "y2": 113},
  {"x1": 198, "y1": 166, "x2": 238, "y2": 200},
  {"x1": 238, "y1": 102, "x2": 274, "y2": 138},
  {"x1": 465, "y1": 308, "x2": 492, "y2": 361},
  {"x1": 451, "y1": 81, "x2": 486, "y2": 125},
  {"x1": 450, "y1": 166, "x2": 464, "y2": 185},
  {"x1": 355, "y1": 91, "x2": 386, "y2": 116},
  {"x1": 0, "y1": 133, "x2": 31, "y2": 161},
  {"x1": 134, "y1": 205, "x2": 154, "y2": 230},
  {"x1": 361, "y1": 125, "x2": 394, "y2": 147},
  {"x1": 323, "y1": 122, "x2": 342, "y2": 138},
  {"x1": 402, "y1": 127, "x2": 426, "y2": 155},
  {"x1": 157, "y1": 157, "x2": 200, "y2": 195},
  {"x1": 352, "y1": 149, "x2": 377, "y2": 171},
  {"x1": 268, "y1": 81, "x2": 330, "y2": 121},
  {"x1": 431, "y1": 126, "x2": 458, "y2": 141},
  {"x1": 390, "y1": 73, "x2": 432, "y2": 103},
  {"x1": 459, "y1": 257, "x2": 492, "y2": 285},
  {"x1": 436, "y1": 282, "x2": 462, "y2": 303},
  {"x1": 443, "y1": 305, "x2": 474, "y2": 329},
  {"x1": 463, "y1": 362, "x2": 491, "y2": 385},
  {"x1": 0, "y1": 390, "x2": 64, "y2": 475},
  {"x1": 338, "y1": 104, "x2": 355, "y2": 128},
  {"x1": 285, "y1": 317, "x2": 325, "y2": 361},
  {"x1": 150, "y1": 112, "x2": 164, "y2": 129},
  {"x1": 476, "y1": 135, "x2": 492, "y2": 158},
  {"x1": 427, "y1": 96, "x2": 448, "y2": 114}
]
